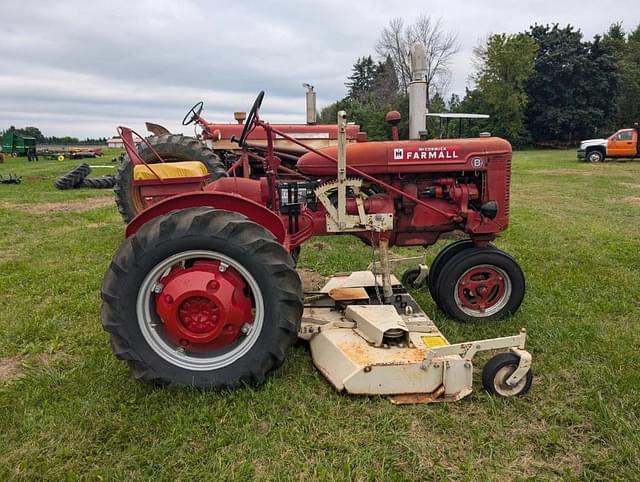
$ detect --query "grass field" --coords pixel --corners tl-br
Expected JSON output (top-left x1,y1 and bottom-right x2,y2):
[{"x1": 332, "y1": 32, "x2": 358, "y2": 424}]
[{"x1": 0, "y1": 149, "x2": 639, "y2": 480}]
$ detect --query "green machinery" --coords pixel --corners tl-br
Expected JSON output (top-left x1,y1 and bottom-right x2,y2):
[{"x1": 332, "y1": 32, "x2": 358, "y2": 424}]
[{"x1": 2, "y1": 132, "x2": 37, "y2": 156}]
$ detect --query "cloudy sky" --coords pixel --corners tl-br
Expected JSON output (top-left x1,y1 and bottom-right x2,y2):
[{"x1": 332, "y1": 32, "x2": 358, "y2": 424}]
[{"x1": 1, "y1": 0, "x2": 638, "y2": 138}]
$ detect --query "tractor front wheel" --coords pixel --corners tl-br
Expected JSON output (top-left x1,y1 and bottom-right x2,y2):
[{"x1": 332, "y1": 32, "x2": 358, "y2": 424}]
[
  {"x1": 101, "y1": 207, "x2": 303, "y2": 388},
  {"x1": 428, "y1": 239, "x2": 496, "y2": 308},
  {"x1": 114, "y1": 135, "x2": 226, "y2": 223},
  {"x1": 435, "y1": 248, "x2": 525, "y2": 322}
]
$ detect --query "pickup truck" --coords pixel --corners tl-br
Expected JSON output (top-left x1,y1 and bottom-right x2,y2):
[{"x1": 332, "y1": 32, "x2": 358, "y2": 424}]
[{"x1": 578, "y1": 125, "x2": 639, "y2": 162}]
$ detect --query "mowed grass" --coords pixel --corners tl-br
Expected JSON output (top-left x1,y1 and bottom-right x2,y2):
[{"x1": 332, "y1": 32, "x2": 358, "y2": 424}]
[{"x1": 0, "y1": 150, "x2": 639, "y2": 480}]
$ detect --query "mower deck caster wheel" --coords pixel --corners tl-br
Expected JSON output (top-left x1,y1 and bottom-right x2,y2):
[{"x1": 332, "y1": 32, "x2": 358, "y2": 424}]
[{"x1": 482, "y1": 352, "x2": 533, "y2": 397}]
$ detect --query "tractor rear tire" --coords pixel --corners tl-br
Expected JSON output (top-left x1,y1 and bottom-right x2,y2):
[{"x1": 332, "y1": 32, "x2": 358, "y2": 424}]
[
  {"x1": 435, "y1": 248, "x2": 525, "y2": 322},
  {"x1": 82, "y1": 175, "x2": 116, "y2": 189},
  {"x1": 114, "y1": 135, "x2": 226, "y2": 223},
  {"x1": 101, "y1": 207, "x2": 303, "y2": 389},
  {"x1": 54, "y1": 163, "x2": 91, "y2": 190},
  {"x1": 428, "y1": 239, "x2": 496, "y2": 308}
]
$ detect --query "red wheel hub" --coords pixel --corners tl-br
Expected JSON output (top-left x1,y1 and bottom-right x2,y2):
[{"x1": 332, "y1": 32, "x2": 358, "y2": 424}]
[
  {"x1": 155, "y1": 260, "x2": 253, "y2": 352},
  {"x1": 457, "y1": 266, "x2": 506, "y2": 311}
]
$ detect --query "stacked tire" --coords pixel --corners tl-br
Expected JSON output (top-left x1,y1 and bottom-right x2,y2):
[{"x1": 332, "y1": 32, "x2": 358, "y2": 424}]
[
  {"x1": 54, "y1": 163, "x2": 91, "y2": 190},
  {"x1": 82, "y1": 176, "x2": 116, "y2": 189},
  {"x1": 54, "y1": 163, "x2": 116, "y2": 190}
]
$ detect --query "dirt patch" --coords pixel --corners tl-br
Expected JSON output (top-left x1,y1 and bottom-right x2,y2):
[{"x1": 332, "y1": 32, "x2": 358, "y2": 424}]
[
  {"x1": 310, "y1": 241, "x2": 331, "y2": 251},
  {"x1": 0, "y1": 356, "x2": 24, "y2": 383},
  {"x1": 0, "y1": 196, "x2": 113, "y2": 214},
  {"x1": 297, "y1": 268, "x2": 327, "y2": 292},
  {"x1": 35, "y1": 351, "x2": 75, "y2": 367},
  {"x1": 620, "y1": 182, "x2": 640, "y2": 189},
  {"x1": 622, "y1": 196, "x2": 640, "y2": 205}
]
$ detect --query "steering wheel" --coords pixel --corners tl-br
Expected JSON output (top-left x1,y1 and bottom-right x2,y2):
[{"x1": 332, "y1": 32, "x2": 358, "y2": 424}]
[
  {"x1": 182, "y1": 101, "x2": 204, "y2": 126},
  {"x1": 236, "y1": 91, "x2": 265, "y2": 148}
]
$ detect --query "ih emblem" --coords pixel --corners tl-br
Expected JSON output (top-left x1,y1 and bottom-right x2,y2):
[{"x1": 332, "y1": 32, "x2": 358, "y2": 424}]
[{"x1": 394, "y1": 148, "x2": 404, "y2": 160}]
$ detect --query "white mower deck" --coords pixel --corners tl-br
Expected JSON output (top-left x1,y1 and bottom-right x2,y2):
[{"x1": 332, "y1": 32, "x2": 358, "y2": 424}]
[{"x1": 300, "y1": 271, "x2": 531, "y2": 404}]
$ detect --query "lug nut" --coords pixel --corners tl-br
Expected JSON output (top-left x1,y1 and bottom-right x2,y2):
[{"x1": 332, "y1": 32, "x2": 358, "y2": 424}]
[
  {"x1": 240, "y1": 323, "x2": 251, "y2": 334},
  {"x1": 151, "y1": 282, "x2": 164, "y2": 294},
  {"x1": 207, "y1": 280, "x2": 219, "y2": 292}
]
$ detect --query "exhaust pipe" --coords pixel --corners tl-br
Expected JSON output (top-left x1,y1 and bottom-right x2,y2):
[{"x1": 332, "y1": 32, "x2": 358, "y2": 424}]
[{"x1": 303, "y1": 83, "x2": 317, "y2": 125}]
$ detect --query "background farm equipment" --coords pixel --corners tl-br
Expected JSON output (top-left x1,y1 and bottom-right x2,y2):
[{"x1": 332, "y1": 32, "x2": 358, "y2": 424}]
[
  {"x1": 102, "y1": 90, "x2": 532, "y2": 403},
  {"x1": 2, "y1": 132, "x2": 36, "y2": 157},
  {"x1": 0, "y1": 173, "x2": 22, "y2": 184},
  {"x1": 113, "y1": 84, "x2": 366, "y2": 222},
  {"x1": 39, "y1": 147, "x2": 104, "y2": 161}
]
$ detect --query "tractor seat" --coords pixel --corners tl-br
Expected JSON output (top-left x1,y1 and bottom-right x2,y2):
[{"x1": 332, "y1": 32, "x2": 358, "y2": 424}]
[{"x1": 133, "y1": 161, "x2": 209, "y2": 181}]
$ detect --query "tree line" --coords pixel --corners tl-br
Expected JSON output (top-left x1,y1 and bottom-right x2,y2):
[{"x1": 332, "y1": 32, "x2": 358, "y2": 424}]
[
  {"x1": 320, "y1": 16, "x2": 640, "y2": 147},
  {"x1": 1, "y1": 126, "x2": 107, "y2": 145}
]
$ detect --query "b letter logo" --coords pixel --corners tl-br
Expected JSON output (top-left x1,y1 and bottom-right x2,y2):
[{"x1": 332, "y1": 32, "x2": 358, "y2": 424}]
[
  {"x1": 471, "y1": 157, "x2": 483, "y2": 168},
  {"x1": 393, "y1": 148, "x2": 404, "y2": 160}
]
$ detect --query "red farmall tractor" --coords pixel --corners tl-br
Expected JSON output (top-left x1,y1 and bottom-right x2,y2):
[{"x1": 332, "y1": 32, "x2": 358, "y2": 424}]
[{"x1": 102, "y1": 92, "x2": 532, "y2": 403}]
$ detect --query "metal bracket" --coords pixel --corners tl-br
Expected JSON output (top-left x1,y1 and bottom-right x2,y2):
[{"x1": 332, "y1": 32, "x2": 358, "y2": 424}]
[
  {"x1": 507, "y1": 347, "x2": 532, "y2": 386},
  {"x1": 421, "y1": 329, "x2": 528, "y2": 370}
]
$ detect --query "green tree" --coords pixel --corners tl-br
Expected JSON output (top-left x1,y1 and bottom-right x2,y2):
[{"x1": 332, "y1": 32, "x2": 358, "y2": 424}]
[
  {"x1": 321, "y1": 54, "x2": 405, "y2": 140},
  {"x1": 604, "y1": 23, "x2": 640, "y2": 128},
  {"x1": 461, "y1": 33, "x2": 537, "y2": 145},
  {"x1": 524, "y1": 24, "x2": 619, "y2": 142},
  {"x1": 345, "y1": 56, "x2": 379, "y2": 103},
  {"x1": 370, "y1": 55, "x2": 399, "y2": 104}
]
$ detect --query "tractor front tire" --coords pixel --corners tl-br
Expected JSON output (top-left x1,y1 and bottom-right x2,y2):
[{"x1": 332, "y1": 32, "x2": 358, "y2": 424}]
[
  {"x1": 101, "y1": 207, "x2": 303, "y2": 388},
  {"x1": 435, "y1": 248, "x2": 525, "y2": 322},
  {"x1": 114, "y1": 135, "x2": 226, "y2": 223},
  {"x1": 428, "y1": 239, "x2": 496, "y2": 308}
]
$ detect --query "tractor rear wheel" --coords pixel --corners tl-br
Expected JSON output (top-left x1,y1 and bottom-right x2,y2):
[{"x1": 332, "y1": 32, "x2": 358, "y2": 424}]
[
  {"x1": 435, "y1": 248, "x2": 525, "y2": 322},
  {"x1": 101, "y1": 207, "x2": 303, "y2": 388},
  {"x1": 114, "y1": 135, "x2": 226, "y2": 223}
]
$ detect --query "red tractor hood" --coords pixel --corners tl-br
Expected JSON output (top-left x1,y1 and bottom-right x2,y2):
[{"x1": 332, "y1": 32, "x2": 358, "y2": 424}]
[{"x1": 296, "y1": 138, "x2": 512, "y2": 175}]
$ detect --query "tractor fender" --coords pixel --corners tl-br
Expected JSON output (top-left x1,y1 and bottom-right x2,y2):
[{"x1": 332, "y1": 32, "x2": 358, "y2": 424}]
[{"x1": 125, "y1": 191, "x2": 288, "y2": 246}]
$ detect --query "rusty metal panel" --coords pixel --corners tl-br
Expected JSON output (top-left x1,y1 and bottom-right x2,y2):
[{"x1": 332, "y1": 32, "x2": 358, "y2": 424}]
[{"x1": 328, "y1": 287, "x2": 369, "y2": 301}]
